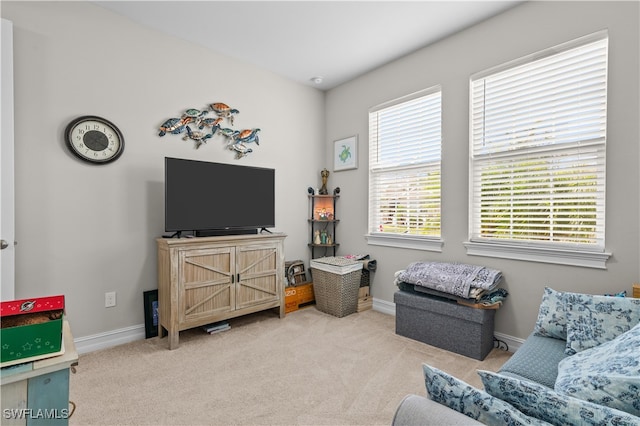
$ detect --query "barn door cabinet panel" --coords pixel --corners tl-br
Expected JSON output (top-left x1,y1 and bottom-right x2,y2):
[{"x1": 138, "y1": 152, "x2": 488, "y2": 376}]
[
  {"x1": 157, "y1": 233, "x2": 286, "y2": 350},
  {"x1": 179, "y1": 247, "x2": 235, "y2": 324}
]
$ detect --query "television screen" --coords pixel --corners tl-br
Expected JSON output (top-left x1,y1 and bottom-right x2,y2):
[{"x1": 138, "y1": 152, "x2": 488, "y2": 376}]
[{"x1": 165, "y1": 157, "x2": 275, "y2": 235}]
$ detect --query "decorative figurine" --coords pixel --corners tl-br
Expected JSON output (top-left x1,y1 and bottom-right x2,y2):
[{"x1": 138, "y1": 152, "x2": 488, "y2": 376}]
[
  {"x1": 314, "y1": 230, "x2": 321, "y2": 245},
  {"x1": 218, "y1": 127, "x2": 240, "y2": 142},
  {"x1": 182, "y1": 108, "x2": 208, "y2": 121},
  {"x1": 327, "y1": 234, "x2": 333, "y2": 245},
  {"x1": 319, "y1": 169, "x2": 329, "y2": 195},
  {"x1": 233, "y1": 128, "x2": 260, "y2": 145},
  {"x1": 183, "y1": 126, "x2": 213, "y2": 149},
  {"x1": 181, "y1": 109, "x2": 208, "y2": 129},
  {"x1": 321, "y1": 230, "x2": 327, "y2": 244},
  {"x1": 158, "y1": 116, "x2": 192, "y2": 136},
  {"x1": 209, "y1": 102, "x2": 240, "y2": 125},
  {"x1": 229, "y1": 142, "x2": 253, "y2": 159},
  {"x1": 316, "y1": 208, "x2": 330, "y2": 220},
  {"x1": 198, "y1": 117, "x2": 223, "y2": 130}
]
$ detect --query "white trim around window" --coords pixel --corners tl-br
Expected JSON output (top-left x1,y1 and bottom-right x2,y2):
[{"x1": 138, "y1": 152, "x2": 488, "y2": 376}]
[
  {"x1": 466, "y1": 31, "x2": 611, "y2": 268},
  {"x1": 366, "y1": 233, "x2": 444, "y2": 252},
  {"x1": 464, "y1": 240, "x2": 611, "y2": 269},
  {"x1": 367, "y1": 86, "x2": 443, "y2": 251}
]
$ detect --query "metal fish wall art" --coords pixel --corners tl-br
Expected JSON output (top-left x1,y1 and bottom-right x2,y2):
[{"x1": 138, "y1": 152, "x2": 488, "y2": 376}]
[{"x1": 157, "y1": 103, "x2": 260, "y2": 159}]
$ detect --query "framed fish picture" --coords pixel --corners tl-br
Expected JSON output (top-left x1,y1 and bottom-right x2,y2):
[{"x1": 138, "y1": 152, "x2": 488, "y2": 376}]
[{"x1": 333, "y1": 135, "x2": 358, "y2": 171}]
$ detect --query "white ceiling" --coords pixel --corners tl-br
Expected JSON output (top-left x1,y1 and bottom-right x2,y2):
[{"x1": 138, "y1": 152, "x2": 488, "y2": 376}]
[{"x1": 94, "y1": 1, "x2": 522, "y2": 90}]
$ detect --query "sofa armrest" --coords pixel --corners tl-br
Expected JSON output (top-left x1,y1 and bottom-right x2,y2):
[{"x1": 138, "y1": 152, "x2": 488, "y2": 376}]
[{"x1": 392, "y1": 394, "x2": 484, "y2": 425}]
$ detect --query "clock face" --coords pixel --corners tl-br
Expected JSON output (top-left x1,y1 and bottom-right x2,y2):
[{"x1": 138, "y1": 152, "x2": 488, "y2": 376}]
[{"x1": 65, "y1": 116, "x2": 124, "y2": 164}]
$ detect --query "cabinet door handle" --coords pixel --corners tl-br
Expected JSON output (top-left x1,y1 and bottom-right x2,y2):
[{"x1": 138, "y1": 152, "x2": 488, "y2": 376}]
[
  {"x1": 237, "y1": 273, "x2": 240, "y2": 283},
  {"x1": 231, "y1": 274, "x2": 234, "y2": 284}
]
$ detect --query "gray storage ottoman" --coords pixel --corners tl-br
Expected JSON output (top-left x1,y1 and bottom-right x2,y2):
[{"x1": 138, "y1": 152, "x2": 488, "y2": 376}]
[{"x1": 394, "y1": 290, "x2": 495, "y2": 360}]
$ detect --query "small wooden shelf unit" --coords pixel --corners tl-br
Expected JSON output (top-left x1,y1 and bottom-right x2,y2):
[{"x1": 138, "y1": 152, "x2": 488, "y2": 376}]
[
  {"x1": 308, "y1": 194, "x2": 339, "y2": 258},
  {"x1": 157, "y1": 233, "x2": 287, "y2": 349}
]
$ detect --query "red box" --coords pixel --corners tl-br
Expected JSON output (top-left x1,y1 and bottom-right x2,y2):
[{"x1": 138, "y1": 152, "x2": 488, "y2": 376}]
[{"x1": 1, "y1": 295, "x2": 65, "y2": 366}]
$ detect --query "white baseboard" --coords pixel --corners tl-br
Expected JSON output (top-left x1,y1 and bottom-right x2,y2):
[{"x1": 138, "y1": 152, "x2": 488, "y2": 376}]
[
  {"x1": 74, "y1": 324, "x2": 145, "y2": 355},
  {"x1": 75, "y1": 299, "x2": 525, "y2": 355},
  {"x1": 372, "y1": 297, "x2": 396, "y2": 316},
  {"x1": 494, "y1": 331, "x2": 525, "y2": 353},
  {"x1": 372, "y1": 297, "x2": 524, "y2": 353}
]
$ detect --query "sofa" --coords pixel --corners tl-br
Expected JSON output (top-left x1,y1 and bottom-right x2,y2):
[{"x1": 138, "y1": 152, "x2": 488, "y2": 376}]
[{"x1": 392, "y1": 288, "x2": 640, "y2": 425}]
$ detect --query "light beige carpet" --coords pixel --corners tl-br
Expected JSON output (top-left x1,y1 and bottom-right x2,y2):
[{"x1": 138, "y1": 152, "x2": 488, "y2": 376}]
[{"x1": 69, "y1": 307, "x2": 511, "y2": 425}]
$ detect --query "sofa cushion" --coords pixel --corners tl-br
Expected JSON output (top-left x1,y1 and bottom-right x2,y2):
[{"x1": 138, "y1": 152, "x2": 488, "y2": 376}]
[
  {"x1": 564, "y1": 291, "x2": 640, "y2": 355},
  {"x1": 498, "y1": 333, "x2": 568, "y2": 388},
  {"x1": 533, "y1": 287, "x2": 568, "y2": 340},
  {"x1": 555, "y1": 322, "x2": 640, "y2": 416},
  {"x1": 423, "y1": 364, "x2": 550, "y2": 425},
  {"x1": 478, "y1": 370, "x2": 640, "y2": 426}
]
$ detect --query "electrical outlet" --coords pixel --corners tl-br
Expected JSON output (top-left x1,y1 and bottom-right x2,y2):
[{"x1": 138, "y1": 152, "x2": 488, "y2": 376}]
[{"x1": 105, "y1": 291, "x2": 116, "y2": 308}]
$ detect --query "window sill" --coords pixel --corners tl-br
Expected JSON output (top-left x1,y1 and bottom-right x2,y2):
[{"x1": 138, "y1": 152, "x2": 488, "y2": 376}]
[
  {"x1": 463, "y1": 240, "x2": 611, "y2": 269},
  {"x1": 365, "y1": 234, "x2": 443, "y2": 252}
]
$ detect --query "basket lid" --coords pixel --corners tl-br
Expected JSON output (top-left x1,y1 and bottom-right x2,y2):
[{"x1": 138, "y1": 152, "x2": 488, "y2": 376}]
[{"x1": 311, "y1": 257, "x2": 362, "y2": 274}]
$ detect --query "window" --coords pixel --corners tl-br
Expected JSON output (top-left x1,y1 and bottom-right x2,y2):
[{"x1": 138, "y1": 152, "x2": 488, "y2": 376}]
[
  {"x1": 367, "y1": 87, "x2": 442, "y2": 251},
  {"x1": 467, "y1": 31, "x2": 611, "y2": 268}
]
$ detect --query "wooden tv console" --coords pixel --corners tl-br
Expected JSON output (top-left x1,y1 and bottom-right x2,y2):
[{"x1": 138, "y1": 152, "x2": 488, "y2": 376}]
[{"x1": 156, "y1": 233, "x2": 287, "y2": 349}]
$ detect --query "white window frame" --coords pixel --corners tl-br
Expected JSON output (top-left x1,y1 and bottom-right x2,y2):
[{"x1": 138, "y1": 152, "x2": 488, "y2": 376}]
[
  {"x1": 366, "y1": 87, "x2": 443, "y2": 252},
  {"x1": 466, "y1": 31, "x2": 611, "y2": 269}
]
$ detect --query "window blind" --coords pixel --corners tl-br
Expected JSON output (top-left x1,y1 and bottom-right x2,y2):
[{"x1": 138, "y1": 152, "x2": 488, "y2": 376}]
[
  {"x1": 369, "y1": 88, "x2": 441, "y2": 238},
  {"x1": 470, "y1": 32, "x2": 608, "y2": 249}
]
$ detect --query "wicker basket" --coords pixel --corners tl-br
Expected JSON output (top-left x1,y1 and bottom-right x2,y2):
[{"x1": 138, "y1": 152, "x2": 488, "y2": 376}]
[
  {"x1": 360, "y1": 269, "x2": 370, "y2": 287},
  {"x1": 311, "y1": 257, "x2": 362, "y2": 318}
]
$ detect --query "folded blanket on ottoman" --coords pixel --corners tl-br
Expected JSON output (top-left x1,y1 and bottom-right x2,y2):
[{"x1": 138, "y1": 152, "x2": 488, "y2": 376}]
[{"x1": 398, "y1": 261, "x2": 502, "y2": 298}]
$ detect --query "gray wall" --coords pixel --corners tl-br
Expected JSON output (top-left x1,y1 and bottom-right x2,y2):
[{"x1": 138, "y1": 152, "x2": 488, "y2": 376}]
[
  {"x1": 325, "y1": 1, "x2": 640, "y2": 339},
  {"x1": 2, "y1": 1, "x2": 638, "y2": 343},
  {"x1": 2, "y1": 1, "x2": 324, "y2": 338}
]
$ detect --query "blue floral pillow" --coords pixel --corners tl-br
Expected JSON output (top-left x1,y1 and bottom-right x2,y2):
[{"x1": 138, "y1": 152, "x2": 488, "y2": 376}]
[
  {"x1": 564, "y1": 291, "x2": 640, "y2": 355},
  {"x1": 478, "y1": 370, "x2": 640, "y2": 426},
  {"x1": 533, "y1": 287, "x2": 567, "y2": 340},
  {"x1": 423, "y1": 364, "x2": 550, "y2": 425},
  {"x1": 555, "y1": 322, "x2": 640, "y2": 416}
]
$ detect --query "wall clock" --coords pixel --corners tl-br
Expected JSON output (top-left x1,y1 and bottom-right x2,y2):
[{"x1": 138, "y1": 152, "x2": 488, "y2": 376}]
[{"x1": 64, "y1": 115, "x2": 124, "y2": 164}]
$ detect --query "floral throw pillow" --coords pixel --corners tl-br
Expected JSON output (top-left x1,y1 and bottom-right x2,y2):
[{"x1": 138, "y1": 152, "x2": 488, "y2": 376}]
[
  {"x1": 478, "y1": 370, "x2": 640, "y2": 426},
  {"x1": 564, "y1": 291, "x2": 640, "y2": 355},
  {"x1": 556, "y1": 322, "x2": 640, "y2": 416},
  {"x1": 422, "y1": 364, "x2": 549, "y2": 425},
  {"x1": 533, "y1": 287, "x2": 567, "y2": 340}
]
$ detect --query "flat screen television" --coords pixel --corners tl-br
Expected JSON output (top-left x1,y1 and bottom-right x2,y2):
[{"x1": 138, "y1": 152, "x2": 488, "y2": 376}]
[{"x1": 164, "y1": 157, "x2": 275, "y2": 237}]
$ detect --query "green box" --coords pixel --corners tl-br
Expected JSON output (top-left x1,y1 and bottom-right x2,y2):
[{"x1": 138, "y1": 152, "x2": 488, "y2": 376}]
[{"x1": 1, "y1": 295, "x2": 64, "y2": 366}]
